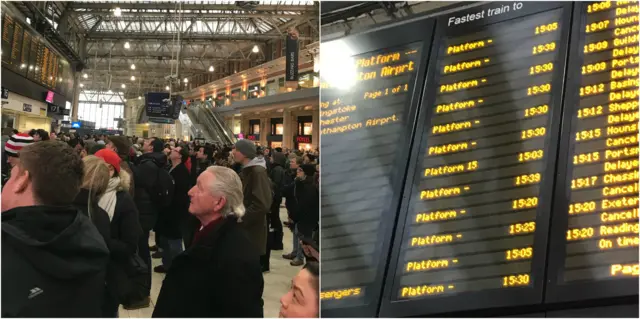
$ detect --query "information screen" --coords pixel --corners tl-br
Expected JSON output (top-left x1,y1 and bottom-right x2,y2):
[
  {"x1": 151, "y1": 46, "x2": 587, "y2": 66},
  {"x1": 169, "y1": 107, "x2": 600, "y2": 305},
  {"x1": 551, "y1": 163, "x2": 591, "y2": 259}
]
[
  {"x1": 320, "y1": 42, "x2": 424, "y2": 311},
  {"x1": 545, "y1": 0, "x2": 639, "y2": 303},
  {"x1": 379, "y1": 2, "x2": 572, "y2": 316},
  {"x1": 1, "y1": 12, "x2": 71, "y2": 95},
  {"x1": 145, "y1": 92, "x2": 172, "y2": 118}
]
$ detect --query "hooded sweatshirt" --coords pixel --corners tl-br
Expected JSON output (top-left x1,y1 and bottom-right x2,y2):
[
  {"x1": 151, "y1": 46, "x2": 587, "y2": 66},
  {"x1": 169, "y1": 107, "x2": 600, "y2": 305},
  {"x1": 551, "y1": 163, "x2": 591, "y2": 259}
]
[{"x1": 2, "y1": 205, "x2": 109, "y2": 317}]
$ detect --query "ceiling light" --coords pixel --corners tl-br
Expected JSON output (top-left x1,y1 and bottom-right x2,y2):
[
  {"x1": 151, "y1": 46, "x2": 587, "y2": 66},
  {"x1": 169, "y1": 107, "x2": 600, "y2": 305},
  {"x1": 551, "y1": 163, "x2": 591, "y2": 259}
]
[
  {"x1": 114, "y1": 7, "x2": 122, "y2": 17},
  {"x1": 209, "y1": 66, "x2": 214, "y2": 72},
  {"x1": 108, "y1": 90, "x2": 113, "y2": 94},
  {"x1": 20, "y1": 64, "x2": 26, "y2": 69},
  {"x1": 121, "y1": 84, "x2": 126, "y2": 89},
  {"x1": 124, "y1": 98, "x2": 127, "y2": 102},
  {"x1": 124, "y1": 41, "x2": 130, "y2": 49},
  {"x1": 79, "y1": 83, "x2": 84, "y2": 87},
  {"x1": 83, "y1": 73, "x2": 88, "y2": 78},
  {"x1": 165, "y1": 86, "x2": 170, "y2": 90},
  {"x1": 138, "y1": 96, "x2": 142, "y2": 100},
  {"x1": 183, "y1": 78, "x2": 188, "y2": 83},
  {"x1": 252, "y1": 45, "x2": 259, "y2": 53},
  {"x1": 35, "y1": 67, "x2": 38, "y2": 71},
  {"x1": 28, "y1": 65, "x2": 33, "y2": 70},
  {"x1": 130, "y1": 64, "x2": 136, "y2": 70},
  {"x1": 49, "y1": 76, "x2": 53, "y2": 80},
  {"x1": 131, "y1": 75, "x2": 135, "y2": 81}
]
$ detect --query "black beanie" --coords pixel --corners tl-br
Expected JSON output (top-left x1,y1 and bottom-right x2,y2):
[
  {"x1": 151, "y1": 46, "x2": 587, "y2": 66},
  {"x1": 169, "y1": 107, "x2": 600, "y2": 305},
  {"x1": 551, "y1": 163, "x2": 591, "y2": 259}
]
[
  {"x1": 151, "y1": 139, "x2": 164, "y2": 153},
  {"x1": 300, "y1": 164, "x2": 316, "y2": 177}
]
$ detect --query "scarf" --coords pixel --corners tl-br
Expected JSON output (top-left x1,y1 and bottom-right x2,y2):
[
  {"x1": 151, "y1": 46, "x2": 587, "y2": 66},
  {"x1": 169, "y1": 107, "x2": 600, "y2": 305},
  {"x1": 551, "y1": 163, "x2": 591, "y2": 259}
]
[{"x1": 99, "y1": 177, "x2": 120, "y2": 221}]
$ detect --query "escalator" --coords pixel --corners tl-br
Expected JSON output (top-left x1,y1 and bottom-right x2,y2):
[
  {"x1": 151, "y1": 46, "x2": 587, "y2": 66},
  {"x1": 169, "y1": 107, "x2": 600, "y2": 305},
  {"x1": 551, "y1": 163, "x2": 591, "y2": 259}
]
[{"x1": 185, "y1": 101, "x2": 236, "y2": 145}]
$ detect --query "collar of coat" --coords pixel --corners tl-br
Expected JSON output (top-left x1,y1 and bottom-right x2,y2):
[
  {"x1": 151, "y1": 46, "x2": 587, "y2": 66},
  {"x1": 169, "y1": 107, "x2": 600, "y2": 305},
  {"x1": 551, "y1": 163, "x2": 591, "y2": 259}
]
[{"x1": 184, "y1": 215, "x2": 238, "y2": 260}]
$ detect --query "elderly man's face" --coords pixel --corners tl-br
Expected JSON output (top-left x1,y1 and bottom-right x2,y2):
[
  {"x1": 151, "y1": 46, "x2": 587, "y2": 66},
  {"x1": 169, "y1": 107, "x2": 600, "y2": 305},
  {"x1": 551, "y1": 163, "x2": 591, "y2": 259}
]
[
  {"x1": 279, "y1": 268, "x2": 318, "y2": 318},
  {"x1": 188, "y1": 170, "x2": 225, "y2": 216}
]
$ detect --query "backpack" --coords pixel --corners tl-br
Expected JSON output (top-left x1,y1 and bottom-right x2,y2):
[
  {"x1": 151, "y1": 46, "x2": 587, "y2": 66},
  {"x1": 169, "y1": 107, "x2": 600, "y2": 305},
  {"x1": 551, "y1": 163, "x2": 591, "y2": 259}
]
[
  {"x1": 154, "y1": 166, "x2": 175, "y2": 207},
  {"x1": 141, "y1": 159, "x2": 175, "y2": 207}
]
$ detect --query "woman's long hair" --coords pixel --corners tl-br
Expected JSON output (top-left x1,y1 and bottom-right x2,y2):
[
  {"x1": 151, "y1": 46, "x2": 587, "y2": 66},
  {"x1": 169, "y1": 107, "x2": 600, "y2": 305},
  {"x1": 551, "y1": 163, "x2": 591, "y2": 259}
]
[{"x1": 81, "y1": 155, "x2": 110, "y2": 217}]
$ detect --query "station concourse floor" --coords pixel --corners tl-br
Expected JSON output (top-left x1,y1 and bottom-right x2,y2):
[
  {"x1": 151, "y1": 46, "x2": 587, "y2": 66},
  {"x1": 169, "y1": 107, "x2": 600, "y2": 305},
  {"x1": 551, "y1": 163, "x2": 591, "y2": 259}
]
[{"x1": 119, "y1": 206, "x2": 300, "y2": 318}]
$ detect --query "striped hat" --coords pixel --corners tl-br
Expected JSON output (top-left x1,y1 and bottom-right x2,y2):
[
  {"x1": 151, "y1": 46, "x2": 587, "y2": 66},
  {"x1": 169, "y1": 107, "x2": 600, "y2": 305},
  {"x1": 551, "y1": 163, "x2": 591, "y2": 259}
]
[{"x1": 5, "y1": 133, "x2": 34, "y2": 157}]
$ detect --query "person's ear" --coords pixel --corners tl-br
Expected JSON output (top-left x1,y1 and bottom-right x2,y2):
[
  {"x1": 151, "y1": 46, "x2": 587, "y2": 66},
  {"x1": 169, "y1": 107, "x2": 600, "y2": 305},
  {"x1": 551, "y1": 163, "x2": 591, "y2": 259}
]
[
  {"x1": 214, "y1": 196, "x2": 227, "y2": 212},
  {"x1": 12, "y1": 168, "x2": 30, "y2": 194}
]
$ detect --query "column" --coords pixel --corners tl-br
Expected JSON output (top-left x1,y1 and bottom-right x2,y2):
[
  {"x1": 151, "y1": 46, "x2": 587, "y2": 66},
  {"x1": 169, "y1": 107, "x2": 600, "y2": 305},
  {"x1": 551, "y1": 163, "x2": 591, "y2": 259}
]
[
  {"x1": 261, "y1": 116, "x2": 270, "y2": 146},
  {"x1": 282, "y1": 110, "x2": 292, "y2": 149},
  {"x1": 312, "y1": 108, "x2": 319, "y2": 150},
  {"x1": 71, "y1": 72, "x2": 80, "y2": 121}
]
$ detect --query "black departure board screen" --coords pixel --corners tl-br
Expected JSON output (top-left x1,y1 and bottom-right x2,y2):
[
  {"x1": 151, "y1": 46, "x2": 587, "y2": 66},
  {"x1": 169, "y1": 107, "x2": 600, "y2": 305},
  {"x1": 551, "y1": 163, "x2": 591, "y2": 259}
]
[
  {"x1": 320, "y1": 19, "x2": 433, "y2": 317},
  {"x1": 1, "y1": 12, "x2": 73, "y2": 97},
  {"x1": 379, "y1": 2, "x2": 573, "y2": 316},
  {"x1": 545, "y1": 1, "x2": 639, "y2": 303}
]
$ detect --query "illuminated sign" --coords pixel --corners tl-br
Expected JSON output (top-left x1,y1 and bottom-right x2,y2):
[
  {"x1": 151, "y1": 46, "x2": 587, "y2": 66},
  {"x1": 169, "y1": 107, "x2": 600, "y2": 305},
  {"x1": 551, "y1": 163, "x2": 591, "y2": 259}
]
[
  {"x1": 545, "y1": 1, "x2": 640, "y2": 304},
  {"x1": 296, "y1": 135, "x2": 312, "y2": 143},
  {"x1": 247, "y1": 135, "x2": 257, "y2": 141},
  {"x1": 379, "y1": 2, "x2": 575, "y2": 317},
  {"x1": 71, "y1": 121, "x2": 81, "y2": 128}
]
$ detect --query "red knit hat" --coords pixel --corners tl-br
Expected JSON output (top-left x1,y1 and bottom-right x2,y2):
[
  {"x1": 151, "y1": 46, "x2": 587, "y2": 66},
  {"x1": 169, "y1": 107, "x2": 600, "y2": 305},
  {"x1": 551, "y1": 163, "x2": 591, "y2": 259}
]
[{"x1": 95, "y1": 149, "x2": 121, "y2": 173}]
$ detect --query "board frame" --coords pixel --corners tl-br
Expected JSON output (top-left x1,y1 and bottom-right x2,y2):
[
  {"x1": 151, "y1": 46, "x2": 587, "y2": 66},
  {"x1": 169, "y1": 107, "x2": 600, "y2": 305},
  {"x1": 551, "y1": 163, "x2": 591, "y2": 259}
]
[
  {"x1": 544, "y1": 1, "x2": 640, "y2": 304},
  {"x1": 378, "y1": 2, "x2": 575, "y2": 317},
  {"x1": 320, "y1": 17, "x2": 436, "y2": 318}
]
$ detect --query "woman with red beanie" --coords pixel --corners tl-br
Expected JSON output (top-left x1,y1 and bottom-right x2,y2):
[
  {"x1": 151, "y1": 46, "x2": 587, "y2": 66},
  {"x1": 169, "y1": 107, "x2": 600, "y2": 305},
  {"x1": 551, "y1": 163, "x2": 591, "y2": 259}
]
[{"x1": 94, "y1": 149, "x2": 145, "y2": 311}]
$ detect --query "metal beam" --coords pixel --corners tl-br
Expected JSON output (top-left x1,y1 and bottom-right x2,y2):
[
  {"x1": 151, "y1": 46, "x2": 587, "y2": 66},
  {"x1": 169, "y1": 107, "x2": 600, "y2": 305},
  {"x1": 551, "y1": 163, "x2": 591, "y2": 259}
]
[
  {"x1": 87, "y1": 16, "x2": 103, "y2": 34},
  {"x1": 86, "y1": 32, "x2": 311, "y2": 41},
  {"x1": 86, "y1": 54, "x2": 253, "y2": 61},
  {"x1": 67, "y1": 2, "x2": 313, "y2": 11},
  {"x1": 71, "y1": 11, "x2": 306, "y2": 19}
]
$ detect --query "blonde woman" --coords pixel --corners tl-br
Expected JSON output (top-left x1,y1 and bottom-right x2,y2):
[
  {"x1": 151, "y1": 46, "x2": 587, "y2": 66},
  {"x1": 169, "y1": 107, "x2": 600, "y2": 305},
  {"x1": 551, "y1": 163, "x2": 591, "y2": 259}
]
[
  {"x1": 93, "y1": 149, "x2": 144, "y2": 313},
  {"x1": 73, "y1": 155, "x2": 111, "y2": 244}
]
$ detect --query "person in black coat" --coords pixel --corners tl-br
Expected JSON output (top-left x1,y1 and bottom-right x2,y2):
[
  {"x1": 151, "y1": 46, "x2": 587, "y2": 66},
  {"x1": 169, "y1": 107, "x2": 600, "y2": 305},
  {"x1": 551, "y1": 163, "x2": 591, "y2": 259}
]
[
  {"x1": 93, "y1": 150, "x2": 145, "y2": 312},
  {"x1": 269, "y1": 151, "x2": 287, "y2": 250},
  {"x1": 288, "y1": 164, "x2": 319, "y2": 266},
  {"x1": 2, "y1": 141, "x2": 109, "y2": 317},
  {"x1": 153, "y1": 166, "x2": 263, "y2": 318},
  {"x1": 155, "y1": 145, "x2": 192, "y2": 273},
  {"x1": 130, "y1": 138, "x2": 167, "y2": 306}
]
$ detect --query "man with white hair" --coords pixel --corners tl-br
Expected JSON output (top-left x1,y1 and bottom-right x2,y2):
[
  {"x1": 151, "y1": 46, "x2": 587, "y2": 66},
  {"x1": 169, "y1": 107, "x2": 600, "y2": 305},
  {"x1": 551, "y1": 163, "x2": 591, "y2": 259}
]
[{"x1": 152, "y1": 166, "x2": 264, "y2": 318}]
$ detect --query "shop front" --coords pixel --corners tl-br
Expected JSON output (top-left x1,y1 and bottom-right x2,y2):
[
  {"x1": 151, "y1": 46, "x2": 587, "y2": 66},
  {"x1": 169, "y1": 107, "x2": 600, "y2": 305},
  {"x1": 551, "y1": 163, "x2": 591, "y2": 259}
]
[
  {"x1": 1, "y1": 90, "x2": 50, "y2": 132},
  {"x1": 268, "y1": 117, "x2": 284, "y2": 149},
  {"x1": 247, "y1": 119, "x2": 260, "y2": 144},
  {"x1": 294, "y1": 135, "x2": 312, "y2": 151},
  {"x1": 295, "y1": 115, "x2": 313, "y2": 150}
]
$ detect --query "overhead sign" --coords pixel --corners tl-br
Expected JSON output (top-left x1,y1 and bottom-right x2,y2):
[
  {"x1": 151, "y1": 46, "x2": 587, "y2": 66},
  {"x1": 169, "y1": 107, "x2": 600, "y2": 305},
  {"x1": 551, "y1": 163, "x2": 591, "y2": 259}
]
[
  {"x1": 285, "y1": 29, "x2": 299, "y2": 82},
  {"x1": 1, "y1": 87, "x2": 8, "y2": 99},
  {"x1": 145, "y1": 92, "x2": 172, "y2": 118},
  {"x1": 71, "y1": 121, "x2": 81, "y2": 128},
  {"x1": 22, "y1": 103, "x2": 31, "y2": 112}
]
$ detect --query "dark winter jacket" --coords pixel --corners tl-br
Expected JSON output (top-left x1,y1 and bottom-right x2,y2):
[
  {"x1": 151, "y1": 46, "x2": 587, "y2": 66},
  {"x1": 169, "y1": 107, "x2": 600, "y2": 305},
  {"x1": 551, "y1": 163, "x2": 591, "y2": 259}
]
[
  {"x1": 156, "y1": 162, "x2": 192, "y2": 239},
  {"x1": 282, "y1": 169, "x2": 297, "y2": 220},
  {"x1": 238, "y1": 157, "x2": 272, "y2": 255},
  {"x1": 293, "y1": 177, "x2": 319, "y2": 237},
  {"x1": 270, "y1": 152, "x2": 287, "y2": 198},
  {"x1": 152, "y1": 216, "x2": 264, "y2": 318},
  {"x1": 73, "y1": 189, "x2": 112, "y2": 243},
  {"x1": 74, "y1": 188, "x2": 142, "y2": 304},
  {"x1": 1, "y1": 205, "x2": 109, "y2": 317},
  {"x1": 131, "y1": 151, "x2": 168, "y2": 231}
]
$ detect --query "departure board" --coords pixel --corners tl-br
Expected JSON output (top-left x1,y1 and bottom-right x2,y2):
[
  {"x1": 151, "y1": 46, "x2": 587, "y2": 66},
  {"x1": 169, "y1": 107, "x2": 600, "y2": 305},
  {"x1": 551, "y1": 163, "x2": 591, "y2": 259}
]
[
  {"x1": 545, "y1": 1, "x2": 639, "y2": 303},
  {"x1": 320, "y1": 19, "x2": 433, "y2": 317},
  {"x1": 379, "y1": 2, "x2": 573, "y2": 316},
  {"x1": 1, "y1": 12, "x2": 72, "y2": 96}
]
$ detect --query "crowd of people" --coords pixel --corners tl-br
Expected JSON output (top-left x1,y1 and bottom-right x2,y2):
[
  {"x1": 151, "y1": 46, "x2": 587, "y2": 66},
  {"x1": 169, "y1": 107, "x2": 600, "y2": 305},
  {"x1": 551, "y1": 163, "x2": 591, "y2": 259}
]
[{"x1": 1, "y1": 127, "x2": 320, "y2": 318}]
